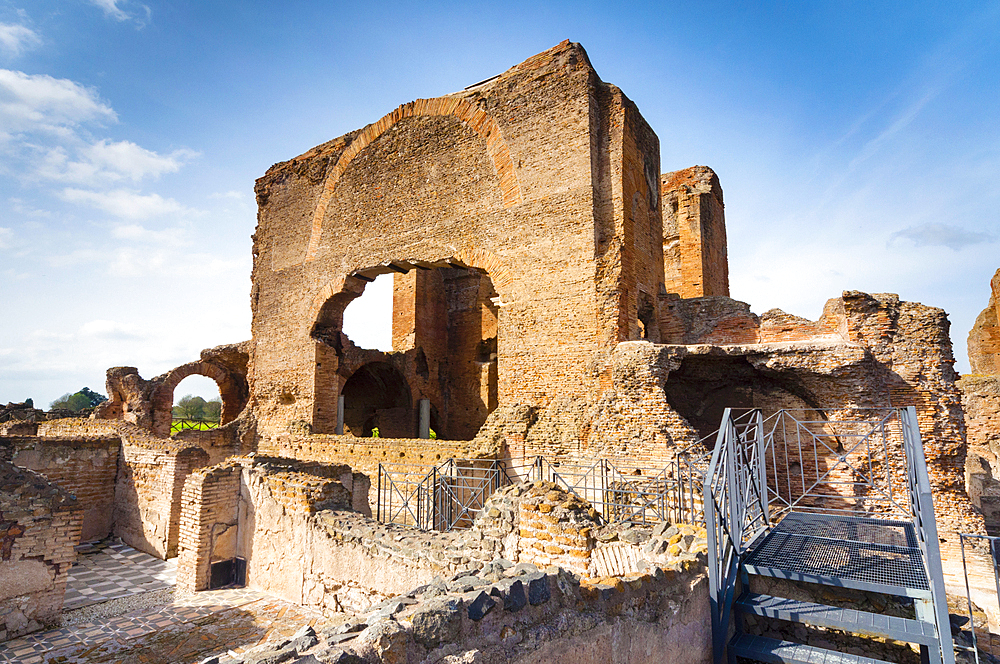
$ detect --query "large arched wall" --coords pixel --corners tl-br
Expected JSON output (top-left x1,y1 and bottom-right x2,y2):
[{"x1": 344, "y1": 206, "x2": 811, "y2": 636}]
[
  {"x1": 249, "y1": 42, "x2": 655, "y2": 439},
  {"x1": 150, "y1": 361, "x2": 249, "y2": 438},
  {"x1": 304, "y1": 97, "x2": 524, "y2": 261}
]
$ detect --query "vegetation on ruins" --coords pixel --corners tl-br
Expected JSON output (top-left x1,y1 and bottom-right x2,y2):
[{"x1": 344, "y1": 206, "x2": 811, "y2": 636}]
[
  {"x1": 172, "y1": 395, "x2": 222, "y2": 421},
  {"x1": 49, "y1": 387, "x2": 107, "y2": 411}
]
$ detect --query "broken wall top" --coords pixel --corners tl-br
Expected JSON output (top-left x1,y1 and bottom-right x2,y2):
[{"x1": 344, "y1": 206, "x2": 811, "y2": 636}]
[{"x1": 969, "y1": 268, "x2": 1000, "y2": 375}]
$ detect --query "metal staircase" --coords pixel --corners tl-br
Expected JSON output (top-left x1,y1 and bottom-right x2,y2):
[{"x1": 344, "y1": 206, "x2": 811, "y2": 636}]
[{"x1": 704, "y1": 407, "x2": 955, "y2": 664}]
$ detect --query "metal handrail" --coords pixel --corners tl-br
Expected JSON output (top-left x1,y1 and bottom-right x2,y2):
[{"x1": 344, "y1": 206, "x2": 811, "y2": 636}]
[
  {"x1": 705, "y1": 407, "x2": 954, "y2": 664},
  {"x1": 376, "y1": 453, "x2": 709, "y2": 531},
  {"x1": 900, "y1": 406, "x2": 955, "y2": 664}
]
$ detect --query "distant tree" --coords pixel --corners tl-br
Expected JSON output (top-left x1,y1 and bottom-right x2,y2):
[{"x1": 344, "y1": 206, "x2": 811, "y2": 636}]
[
  {"x1": 173, "y1": 395, "x2": 207, "y2": 420},
  {"x1": 50, "y1": 387, "x2": 107, "y2": 412},
  {"x1": 78, "y1": 387, "x2": 107, "y2": 407},
  {"x1": 203, "y1": 398, "x2": 222, "y2": 421}
]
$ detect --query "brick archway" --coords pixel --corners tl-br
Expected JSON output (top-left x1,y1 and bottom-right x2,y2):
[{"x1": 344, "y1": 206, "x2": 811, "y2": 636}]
[
  {"x1": 150, "y1": 361, "x2": 249, "y2": 438},
  {"x1": 307, "y1": 249, "x2": 514, "y2": 333},
  {"x1": 304, "y1": 97, "x2": 522, "y2": 261}
]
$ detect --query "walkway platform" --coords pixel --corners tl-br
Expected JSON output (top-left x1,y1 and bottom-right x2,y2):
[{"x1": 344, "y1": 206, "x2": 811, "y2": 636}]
[{"x1": 742, "y1": 512, "x2": 931, "y2": 598}]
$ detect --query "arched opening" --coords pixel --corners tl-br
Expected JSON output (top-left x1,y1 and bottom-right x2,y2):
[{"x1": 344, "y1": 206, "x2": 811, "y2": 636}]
[
  {"x1": 341, "y1": 274, "x2": 393, "y2": 351},
  {"x1": 663, "y1": 355, "x2": 819, "y2": 442},
  {"x1": 171, "y1": 375, "x2": 222, "y2": 435},
  {"x1": 341, "y1": 362, "x2": 413, "y2": 438},
  {"x1": 150, "y1": 361, "x2": 250, "y2": 438},
  {"x1": 312, "y1": 257, "x2": 501, "y2": 440}
]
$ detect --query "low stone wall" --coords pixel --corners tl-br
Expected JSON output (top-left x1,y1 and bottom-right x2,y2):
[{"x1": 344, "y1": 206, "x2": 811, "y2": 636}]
[
  {"x1": 114, "y1": 427, "x2": 209, "y2": 559},
  {"x1": 0, "y1": 435, "x2": 119, "y2": 541},
  {"x1": 258, "y1": 433, "x2": 487, "y2": 473},
  {"x1": 340, "y1": 559, "x2": 711, "y2": 664},
  {"x1": 0, "y1": 461, "x2": 82, "y2": 642}
]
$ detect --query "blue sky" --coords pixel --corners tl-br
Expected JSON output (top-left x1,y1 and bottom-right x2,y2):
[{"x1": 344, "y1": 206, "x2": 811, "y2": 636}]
[{"x1": 1, "y1": 1, "x2": 998, "y2": 406}]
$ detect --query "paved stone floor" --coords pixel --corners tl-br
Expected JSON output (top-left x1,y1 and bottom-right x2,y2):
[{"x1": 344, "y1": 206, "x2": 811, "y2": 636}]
[
  {"x1": 63, "y1": 540, "x2": 177, "y2": 611},
  {"x1": 0, "y1": 539, "x2": 327, "y2": 664}
]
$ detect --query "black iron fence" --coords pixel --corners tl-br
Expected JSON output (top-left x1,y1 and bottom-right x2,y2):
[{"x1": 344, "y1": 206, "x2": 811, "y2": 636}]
[
  {"x1": 170, "y1": 416, "x2": 221, "y2": 433},
  {"x1": 376, "y1": 451, "x2": 710, "y2": 532}
]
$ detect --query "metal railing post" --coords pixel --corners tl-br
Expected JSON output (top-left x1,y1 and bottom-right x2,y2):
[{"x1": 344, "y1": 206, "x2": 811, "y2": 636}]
[{"x1": 901, "y1": 406, "x2": 955, "y2": 664}]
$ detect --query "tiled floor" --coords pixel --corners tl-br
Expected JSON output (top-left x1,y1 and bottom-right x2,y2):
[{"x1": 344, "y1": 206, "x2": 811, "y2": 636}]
[
  {"x1": 0, "y1": 587, "x2": 320, "y2": 663},
  {"x1": 0, "y1": 537, "x2": 324, "y2": 663},
  {"x1": 63, "y1": 539, "x2": 177, "y2": 610}
]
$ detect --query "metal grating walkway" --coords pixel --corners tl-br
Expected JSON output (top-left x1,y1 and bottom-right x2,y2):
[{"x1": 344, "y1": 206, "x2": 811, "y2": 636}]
[{"x1": 742, "y1": 512, "x2": 930, "y2": 598}]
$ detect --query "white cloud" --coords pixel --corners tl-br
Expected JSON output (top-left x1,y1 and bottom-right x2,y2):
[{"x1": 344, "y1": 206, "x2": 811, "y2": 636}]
[
  {"x1": 88, "y1": 0, "x2": 151, "y2": 27},
  {"x1": 34, "y1": 140, "x2": 197, "y2": 184},
  {"x1": 60, "y1": 187, "x2": 191, "y2": 219},
  {"x1": 111, "y1": 223, "x2": 189, "y2": 246},
  {"x1": 0, "y1": 23, "x2": 41, "y2": 58},
  {"x1": 0, "y1": 69, "x2": 116, "y2": 136},
  {"x1": 79, "y1": 319, "x2": 143, "y2": 340},
  {"x1": 889, "y1": 223, "x2": 996, "y2": 251},
  {"x1": 0, "y1": 227, "x2": 11, "y2": 248},
  {"x1": 210, "y1": 190, "x2": 246, "y2": 200},
  {"x1": 86, "y1": 140, "x2": 195, "y2": 180}
]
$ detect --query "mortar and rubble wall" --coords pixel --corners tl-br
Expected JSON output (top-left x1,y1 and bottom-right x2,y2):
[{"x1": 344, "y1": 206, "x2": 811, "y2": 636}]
[
  {"x1": 961, "y1": 267, "x2": 1000, "y2": 534},
  {"x1": 177, "y1": 455, "x2": 712, "y2": 663},
  {"x1": 0, "y1": 462, "x2": 82, "y2": 642}
]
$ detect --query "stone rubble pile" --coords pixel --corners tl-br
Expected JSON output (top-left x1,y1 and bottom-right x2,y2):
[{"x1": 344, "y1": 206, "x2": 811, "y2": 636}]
[
  {"x1": 200, "y1": 553, "x2": 705, "y2": 664},
  {"x1": 197, "y1": 480, "x2": 711, "y2": 663}
]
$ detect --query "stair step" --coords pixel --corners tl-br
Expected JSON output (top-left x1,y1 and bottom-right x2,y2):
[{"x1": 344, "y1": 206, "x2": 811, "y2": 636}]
[
  {"x1": 742, "y1": 559, "x2": 932, "y2": 599},
  {"x1": 736, "y1": 593, "x2": 938, "y2": 645},
  {"x1": 730, "y1": 633, "x2": 894, "y2": 664}
]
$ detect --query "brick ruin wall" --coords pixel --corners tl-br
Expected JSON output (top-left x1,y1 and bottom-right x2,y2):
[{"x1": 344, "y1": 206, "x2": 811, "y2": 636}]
[
  {"x1": 248, "y1": 41, "x2": 664, "y2": 445},
  {"x1": 177, "y1": 456, "x2": 711, "y2": 663},
  {"x1": 661, "y1": 166, "x2": 729, "y2": 299},
  {"x1": 961, "y1": 268, "x2": 1000, "y2": 533},
  {"x1": 0, "y1": 418, "x2": 213, "y2": 559},
  {"x1": 114, "y1": 430, "x2": 209, "y2": 559},
  {"x1": 0, "y1": 462, "x2": 82, "y2": 642},
  {"x1": 0, "y1": 435, "x2": 118, "y2": 542}
]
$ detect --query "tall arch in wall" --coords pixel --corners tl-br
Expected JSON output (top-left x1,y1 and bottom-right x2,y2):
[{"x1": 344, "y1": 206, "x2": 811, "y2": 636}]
[
  {"x1": 310, "y1": 259, "x2": 502, "y2": 440},
  {"x1": 303, "y1": 97, "x2": 523, "y2": 262},
  {"x1": 150, "y1": 361, "x2": 250, "y2": 438}
]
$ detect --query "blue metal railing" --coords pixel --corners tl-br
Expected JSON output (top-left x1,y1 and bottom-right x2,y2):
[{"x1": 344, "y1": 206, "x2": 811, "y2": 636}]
[{"x1": 704, "y1": 407, "x2": 954, "y2": 664}]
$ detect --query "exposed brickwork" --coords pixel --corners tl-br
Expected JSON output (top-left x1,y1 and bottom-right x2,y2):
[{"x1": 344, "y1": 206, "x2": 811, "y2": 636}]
[
  {"x1": 661, "y1": 166, "x2": 728, "y2": 298},
  {"x1": 176, "y1": 462, "x2": 241, "y2": 592},
  {"x1": 248, "y1": 40, "x2": 666, "y2": 443},
  {"x1": 0, "y1": 461, "x2": 82, "y2": 641},
  {"x1": 93, "y1": 341, "x2": 251, "y2": 438},
  {"x1": 517, "y1": 484, "x2": 597, "y2": 575},
  {"x1": 113, "y1": 426, "x2": 210, "y2": 559},
  {"x1": 969, "y1": 268, "x2": 1000, "y2": 375},
  {"x1": 0, "y1": 435, "x2": 118, "y2": 541}
]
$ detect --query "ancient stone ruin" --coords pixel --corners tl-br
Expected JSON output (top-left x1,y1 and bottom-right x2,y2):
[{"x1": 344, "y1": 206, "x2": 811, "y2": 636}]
[{"x1": 1, "y1": 40, "x2": 995, "y2": 663}]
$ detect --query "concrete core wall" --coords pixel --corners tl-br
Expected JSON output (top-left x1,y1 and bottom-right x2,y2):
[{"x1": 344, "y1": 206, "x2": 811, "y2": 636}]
[{"x1": 0, "y1": 462, "x2": 82, "y2": 641}]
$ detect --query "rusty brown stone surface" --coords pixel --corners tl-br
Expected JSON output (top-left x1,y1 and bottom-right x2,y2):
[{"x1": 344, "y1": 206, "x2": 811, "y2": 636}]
[
  {"x1": 969, "y1": 268, "x2": 1000, "y2": 376},
  {"x1": 661, "y1": 166, "x2": 728, "y2": 299}
]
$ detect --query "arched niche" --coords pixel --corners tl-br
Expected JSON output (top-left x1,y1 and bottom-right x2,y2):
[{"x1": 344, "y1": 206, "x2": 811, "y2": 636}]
[
  {"x1": 150, "y1": 361, "x2": 249, "y2": 438},
  {"x1": 341, "y1": 362, "x2": 413, "y2": 438}
]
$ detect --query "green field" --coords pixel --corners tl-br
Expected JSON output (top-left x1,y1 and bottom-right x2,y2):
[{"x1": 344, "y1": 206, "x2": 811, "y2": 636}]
[{"x1": 170, "y1": 418, "x2": 220, "y2": 435}]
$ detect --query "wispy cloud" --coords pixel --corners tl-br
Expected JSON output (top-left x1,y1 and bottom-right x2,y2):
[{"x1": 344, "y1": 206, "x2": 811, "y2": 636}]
[
  {"x1": 88, "y1": 0, "x2": 150, "y2": 28},
  {"x1": 0, "y1": 227, "x2": 12, "y2": 249},
  {"x1": 0, "y1": 22, "x2": 41, "y2": 58},
  {"x1": 0, "y1": 69, "x2": 116, "y2": 137},
  {"x1": 889, "y1": 223, "x2": 996, "y2": 251},
  {"x1": 111, "y1": 223, "x2": 190, "y2": 246},
  {"x1": 59, "y1": 188, "x2": 193, "y2": 219},
  {"x1": 34, "y1": 140, "x2": 197, "y2": 184},
  {"x1": 79, "y1": 319, "x2": 144, "y2": 340}
]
